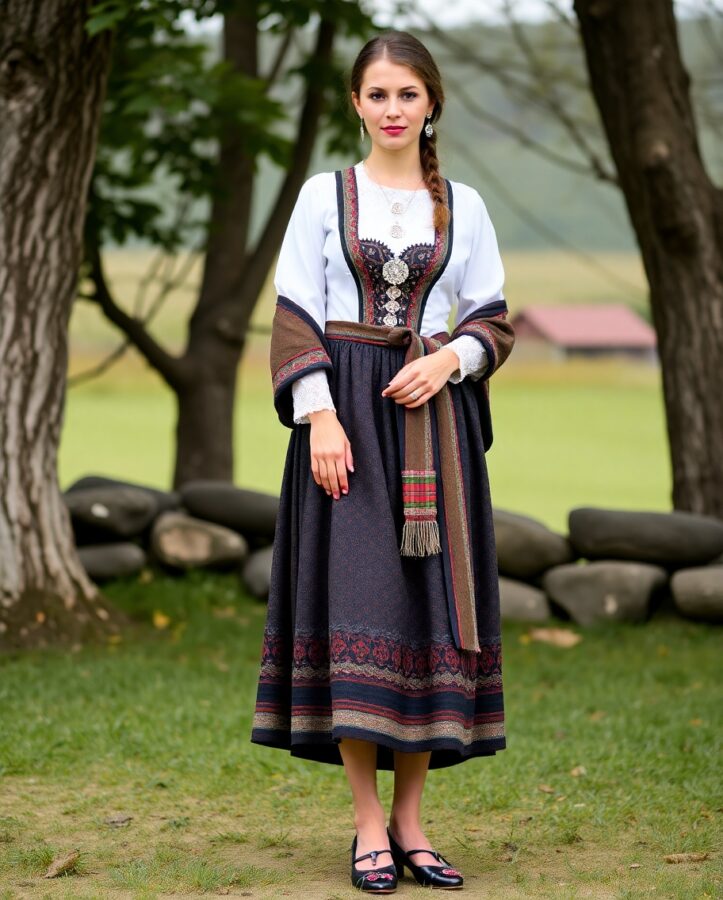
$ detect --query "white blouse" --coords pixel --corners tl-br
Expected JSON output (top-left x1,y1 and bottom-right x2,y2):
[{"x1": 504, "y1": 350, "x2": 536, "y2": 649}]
[{"x1": 273, "y1": 160, "x2": 506, "y2": 424}]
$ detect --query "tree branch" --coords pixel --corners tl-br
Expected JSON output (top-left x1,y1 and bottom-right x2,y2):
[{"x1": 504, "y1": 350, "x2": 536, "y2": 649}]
[
  {"x1": 84, "y1": 240, "x2": 186, "y2": 389},
  {"x1": 445, "y1": 69, "x2": 617, "y2": 182},
  {"x1": 263, "y1": 25, "x2": 294, "y2": 89},
  {"x1": 226, "y1": 17, "x2": 337, "y2": 332}
]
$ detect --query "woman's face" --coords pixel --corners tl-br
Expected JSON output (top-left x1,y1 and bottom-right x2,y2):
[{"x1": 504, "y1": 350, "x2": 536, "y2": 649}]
[{"x1": 352, "y1": 58, "x2": 434, "y2": 152}]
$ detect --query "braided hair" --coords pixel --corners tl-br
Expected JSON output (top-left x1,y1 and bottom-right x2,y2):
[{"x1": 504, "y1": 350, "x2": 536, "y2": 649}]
[{"x1": 350, "y1": 31, "x2": 450, "y2": 231}]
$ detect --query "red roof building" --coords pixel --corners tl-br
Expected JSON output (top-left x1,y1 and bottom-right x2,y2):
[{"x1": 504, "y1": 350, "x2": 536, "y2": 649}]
[{"x1": 509, "y1": 303, "x2": 657, "y2": 361}]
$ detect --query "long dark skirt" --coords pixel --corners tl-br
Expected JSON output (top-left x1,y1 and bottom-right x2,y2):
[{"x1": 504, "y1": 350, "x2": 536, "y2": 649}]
[{"x1": 250, "y1": 330, "x2": 506, "y2": 770}]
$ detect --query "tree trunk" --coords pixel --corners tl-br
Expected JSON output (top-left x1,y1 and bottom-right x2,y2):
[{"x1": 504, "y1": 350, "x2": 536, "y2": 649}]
[
  {"x1": 574, "y1": 0, "x2": 723, "y2": 517},
  {"x1": 0, "y1": 1, "x2": 126, "y2": 649},
  {"x1": 171, "y1": 12, "x2": 335, "y2": 487}
]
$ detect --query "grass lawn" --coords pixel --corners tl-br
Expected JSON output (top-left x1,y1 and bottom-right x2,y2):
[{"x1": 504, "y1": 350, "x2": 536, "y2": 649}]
[{"x1": 0, "y1": 572, "x2": 720, "y2": 899}]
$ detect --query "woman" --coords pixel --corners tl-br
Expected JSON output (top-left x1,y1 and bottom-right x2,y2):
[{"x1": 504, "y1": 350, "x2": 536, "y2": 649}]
[{"x1": 251, "y1": 30, "x2": 515, "y2": 893}]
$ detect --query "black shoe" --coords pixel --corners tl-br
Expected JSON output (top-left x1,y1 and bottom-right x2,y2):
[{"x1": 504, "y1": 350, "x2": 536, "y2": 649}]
[
  {"x1": 350, "y1": 833, "x2": 398, "y2": 892},
  {"x1": 387, "y1": 826, "x2": 464, "y2": 889}
]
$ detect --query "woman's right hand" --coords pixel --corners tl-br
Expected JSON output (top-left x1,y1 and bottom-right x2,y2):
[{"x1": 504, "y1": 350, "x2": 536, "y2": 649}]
[{"x1": 307, "y1": 409, "x2": 354, "y2": 499}]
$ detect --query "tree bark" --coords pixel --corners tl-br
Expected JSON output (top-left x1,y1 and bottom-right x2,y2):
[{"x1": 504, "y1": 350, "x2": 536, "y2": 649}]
[
  {"x1": 0, "y1": 1, "x2": 126, "y2": 649},
  {"x1": 574, "y1": 0, "x2": 723, "y2": 516}
]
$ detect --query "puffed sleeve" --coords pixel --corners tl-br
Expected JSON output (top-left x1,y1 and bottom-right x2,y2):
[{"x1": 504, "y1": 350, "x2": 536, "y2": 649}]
[
  {"x1": 454, "y1": 189, "x2": 506, "y2": 328},
  {"x1": 270, "y1": 174, "x2": 335, "y2": 428},
  {"x1": 273, "y1": 174, "x2": 328, "y2": 330}
]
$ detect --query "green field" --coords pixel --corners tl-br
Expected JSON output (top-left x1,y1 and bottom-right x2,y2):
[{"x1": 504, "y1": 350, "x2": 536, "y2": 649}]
[{"x1": 61, "y1": 249, "x2": 668, "y2": 534}]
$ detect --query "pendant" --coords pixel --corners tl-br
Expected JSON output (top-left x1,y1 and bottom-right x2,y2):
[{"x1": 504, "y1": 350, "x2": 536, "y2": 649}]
[
  {"x1": 390, "y1": 223, "x2": 404, "y2": 239},
  {"x1": 390, "y1": 201, "x2": 405, "y2": 215},
  {"x1": 384, "y1": 299, "x2": 401, "y2": 313},
  {"x1": 385, "y1": 285, "x2": 401, "y2": 300},
  {"x1": 383, "y1": 313, "x2": 398, "y2": 326},
  {"x1": 382, "y1": 256, "x2": 409, "y2": 285}
]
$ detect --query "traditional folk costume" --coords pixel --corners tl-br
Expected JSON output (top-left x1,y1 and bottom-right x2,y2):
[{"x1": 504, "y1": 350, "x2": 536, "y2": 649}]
[{"x1": 251, "y1": 160, "x2": 515, "y2": 770}]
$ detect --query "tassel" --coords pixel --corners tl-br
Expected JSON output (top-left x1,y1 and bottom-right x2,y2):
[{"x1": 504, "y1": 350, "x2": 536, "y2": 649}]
[{"x1": 400, "y1": 518, "x2": 442, "y2": 556}]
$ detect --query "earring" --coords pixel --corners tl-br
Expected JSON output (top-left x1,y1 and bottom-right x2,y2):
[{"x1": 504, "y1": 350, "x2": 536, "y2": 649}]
[
  {"x1": 359, "y1": 117, "x2": 365, "y2": 141},
  {"x1": 424, "y1": 112, "x2": 434, "y2": 138}
]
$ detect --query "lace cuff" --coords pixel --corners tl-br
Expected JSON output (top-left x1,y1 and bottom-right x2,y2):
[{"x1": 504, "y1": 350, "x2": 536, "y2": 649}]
[
  {"x1": 291, "y1": 369, "x2": 336, "y2": 425},
  {"x1": 445, "y1": 335, "x2": 489, "y2": 383}
]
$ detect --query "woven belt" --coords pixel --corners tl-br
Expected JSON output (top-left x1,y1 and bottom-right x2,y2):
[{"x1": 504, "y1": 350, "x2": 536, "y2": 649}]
[{"x1": 325, "y1": 320, "x2": 479, "y2": 652}]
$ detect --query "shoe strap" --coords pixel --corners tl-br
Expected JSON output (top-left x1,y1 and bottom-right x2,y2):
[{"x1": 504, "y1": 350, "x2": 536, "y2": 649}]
[
  {"x1": 406, "y1": 848, "x2": 449, "y2": 865},
  {"x1": 353, "y1": 848, "x2": 393, "y2": 865}
]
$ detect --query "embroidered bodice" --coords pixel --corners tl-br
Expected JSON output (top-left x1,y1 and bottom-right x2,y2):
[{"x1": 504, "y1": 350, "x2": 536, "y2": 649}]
[{"x1": 273, "y1": 159, "x2": 506, "y2": 423}]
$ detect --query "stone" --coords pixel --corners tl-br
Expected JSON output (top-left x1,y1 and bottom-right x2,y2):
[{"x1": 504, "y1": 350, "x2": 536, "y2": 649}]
[
  {"x1": 671, "y1": 566, "x2": 723, "y2": 622},
  {"x1": 151, "y1": 511, "x2": 249, "y2": 570},
  {"x1": 64, "y1": 486, "x2": 158, "y2": 543},
  {"x1": 77, "y1": 543, "x2": 147, "y2": 581},
  {"x1": 499, "y1": 577, "x2": 551, "y2": 622},
  {"x1": 494, "y1": 508, "x2": 575, "y2": 579},
  {"x1": 242, "y1": 545, "x2": 275, "y2": 599},
  {"x1": 179, "y1": 480, "x2": 278, "y2": 543},
  {"x1": 569, "y1": 507, "x2": 723, "y2": 568},
  {"x1": 543, "y1": 560, "x2": 668, "y2": 625},
  {"x1": 65, "y1": 474, "x2": 181, "y2": 514}
]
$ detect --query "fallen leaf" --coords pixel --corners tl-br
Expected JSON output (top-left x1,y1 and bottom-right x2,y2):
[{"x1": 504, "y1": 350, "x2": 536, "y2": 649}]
[
  {"x1": 518, "y1": 633, "x2": 531, "y2": 645},
  {"x1": 629, "y1": 862, "x2": 641, "y2": 869},
  {"x1": 555, "y1": 795, "x2": 567, "y2": 802},
  {"x1": 664, "y1": 852, "x2": 709, "y2": 864},
  {"x1": 44, "y1": 850, "x2": 80, "y2": 878},
  {"x1": 153, "y1": 611, "x2": 171, "y2": 629},
  {"x1": 527, "y1": 628, "x2": 582, "y2": 648},
  {"x1": 689, "y1": 718, "x2": 703, "y2": 726},
  {"x1": 588, "y1": 710, "x2": 606, "y2": 721},
  {"x1": 570, "y1": 765, "x2": 587, "y2": 777},
  {"x1": 538, "y1": 784, "x2": 555, "y2": 794}
]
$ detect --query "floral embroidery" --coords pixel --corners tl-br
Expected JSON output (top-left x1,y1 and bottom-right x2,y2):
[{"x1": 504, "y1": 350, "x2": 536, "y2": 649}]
[
  {"x1": 442, "y1": 868, "x2": 461, "y2": 876},
  {"x1": 338, "y1": 167, "x2": 452, "y2": 331},
  {"x1": 259, "y1": 628, "x2": 502, "y2": 681},
  {"x1": 363, "y1": 871, "x2": 394, "y2": 881},
  {"x1": 271, "y1": 347, "x2": 330, "y2": 394}
]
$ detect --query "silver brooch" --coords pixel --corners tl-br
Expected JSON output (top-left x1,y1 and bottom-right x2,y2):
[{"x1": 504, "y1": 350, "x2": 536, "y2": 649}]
[
  {"x1": 380, "y1": 254, "x2": 410, "y2": 325},
  {"x1": 382, "y1": 256, "x2": 409, "y2": 285}
]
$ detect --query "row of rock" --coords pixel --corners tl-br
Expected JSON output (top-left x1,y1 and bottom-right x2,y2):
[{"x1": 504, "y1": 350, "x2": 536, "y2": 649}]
[
  {"x1": 495, "y1": 508, "x2": 723, "y2": 624},
  {"x1": 63, "y1": 475, "x2": 723, "y2": 625},
  {"x1": 65, "y1": 476, "x2": 277, "y2": 599}
]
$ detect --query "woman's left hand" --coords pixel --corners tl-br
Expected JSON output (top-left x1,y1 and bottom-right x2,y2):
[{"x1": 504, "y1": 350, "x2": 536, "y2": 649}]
[{"x1": 382, "y1": 347, "x2": 460, "y2": 409}]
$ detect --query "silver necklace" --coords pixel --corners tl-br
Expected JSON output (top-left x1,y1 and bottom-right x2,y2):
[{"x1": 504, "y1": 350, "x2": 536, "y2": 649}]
[
  {"x1": 360, "y1": 163, "x2": 425, "y2": 326},
  {"x1": 362, "y1": 162, "x2": 424, "y2": 240}
]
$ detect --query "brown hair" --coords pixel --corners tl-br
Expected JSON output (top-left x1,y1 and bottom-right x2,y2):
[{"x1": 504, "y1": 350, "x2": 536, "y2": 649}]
[{"x1": 350, "y1": 31, "x2": 450, "y2": 230}]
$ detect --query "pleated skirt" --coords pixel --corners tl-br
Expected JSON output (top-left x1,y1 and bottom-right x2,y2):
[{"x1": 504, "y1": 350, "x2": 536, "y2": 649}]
[{"x1": 250, "y1": 328, "x2": 506, "y2": 770}]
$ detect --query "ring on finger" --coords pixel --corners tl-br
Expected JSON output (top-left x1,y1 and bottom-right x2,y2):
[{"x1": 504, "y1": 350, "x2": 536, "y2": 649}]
[{"x1": 409, "y1": 389, "x2": 420, "y2": 400}]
